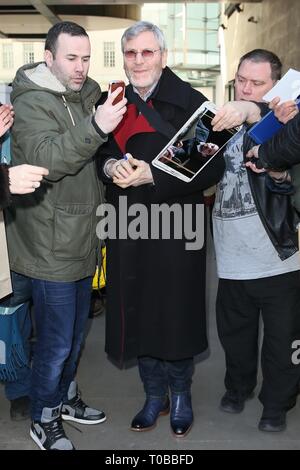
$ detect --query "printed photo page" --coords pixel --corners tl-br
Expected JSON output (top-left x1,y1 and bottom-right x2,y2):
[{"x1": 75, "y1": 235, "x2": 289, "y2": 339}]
[{"x1": 152, "y1": 101, "x2": 240, "y2": 183}]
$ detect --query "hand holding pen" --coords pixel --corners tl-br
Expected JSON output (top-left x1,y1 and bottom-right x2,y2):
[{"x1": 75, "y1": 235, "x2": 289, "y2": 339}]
[{"x1": 112, "y1": 153, "x2": 154, "y2": 188}]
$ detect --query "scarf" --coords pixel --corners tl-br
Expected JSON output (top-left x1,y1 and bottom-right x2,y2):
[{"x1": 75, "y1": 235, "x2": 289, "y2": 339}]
[
  {"x1": 0, "y1": 132, "x2": 28, "y2": 381},
  {"x1": 0, "y1": 306, "x2": 28, "y2": 381}
]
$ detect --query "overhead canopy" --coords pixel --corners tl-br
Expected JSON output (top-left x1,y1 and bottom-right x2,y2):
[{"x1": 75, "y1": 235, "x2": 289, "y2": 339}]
[{"x1": 0, "y1": 0, "x2": 262, "y2": 38}]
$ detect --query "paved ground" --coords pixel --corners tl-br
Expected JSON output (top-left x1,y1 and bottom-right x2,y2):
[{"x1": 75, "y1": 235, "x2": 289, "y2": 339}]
[{"x1": 1, "y1": 234, "x2": 300, "y2": 451}]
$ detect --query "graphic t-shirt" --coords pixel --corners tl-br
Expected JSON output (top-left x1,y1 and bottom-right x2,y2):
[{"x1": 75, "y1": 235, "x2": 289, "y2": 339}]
[{"x1": 213, "y1": 127, "x2": 300, "y2": 280}]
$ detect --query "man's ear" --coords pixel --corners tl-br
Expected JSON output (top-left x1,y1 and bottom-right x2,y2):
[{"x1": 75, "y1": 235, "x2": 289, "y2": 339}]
[{"x1": 44, "y1": 49, "x2": 54, "y2": 68}]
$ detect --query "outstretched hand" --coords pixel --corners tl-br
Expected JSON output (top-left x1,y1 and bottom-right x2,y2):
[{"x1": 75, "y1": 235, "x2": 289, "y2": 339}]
[
  {"x1": 94, "y1": 87, "x2": 127, "y2": 134},
  {"x1": 245, "y1": 145, "x2": 265, "y2": 173},
  {"x1": 212, "y1": 102, "x2": 245, "y2": 131},
  {"x1": 212, "y1": 101, "x2": 261, "y2": 131},
  {"x1": 0, "y1": 104, "x2": 14, "y2": 137},
  {"x1": 9, "y1": 164, "x2": 49, "y2": 194},
  {"x1": 269, "y1": 96, "x2": 299, "y2": 124}
]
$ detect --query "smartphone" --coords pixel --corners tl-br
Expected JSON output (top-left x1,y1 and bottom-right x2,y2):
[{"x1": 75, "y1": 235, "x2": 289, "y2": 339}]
[{"x1": 108, "y1": 80, "x2": 125, "y2": 105}]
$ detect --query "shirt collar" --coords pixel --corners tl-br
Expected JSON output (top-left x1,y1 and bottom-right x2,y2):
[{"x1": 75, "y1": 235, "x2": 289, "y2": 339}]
[{"x1": 133, "y1": 76, "x2": 161, "y2": 102}]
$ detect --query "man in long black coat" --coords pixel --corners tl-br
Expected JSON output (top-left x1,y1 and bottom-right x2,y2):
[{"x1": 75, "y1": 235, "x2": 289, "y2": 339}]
[{"x1": 98, "y1": 21, "x2": 225, "y2": 437}]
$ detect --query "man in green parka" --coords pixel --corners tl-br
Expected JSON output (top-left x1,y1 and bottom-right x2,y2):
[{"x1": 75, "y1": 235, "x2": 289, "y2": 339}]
[{"x1": 6, "y1": 21, "x2": 127, "y2": 450}]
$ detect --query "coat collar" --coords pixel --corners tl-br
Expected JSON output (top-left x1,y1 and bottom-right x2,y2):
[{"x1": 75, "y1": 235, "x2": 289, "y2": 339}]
[
  {"x1": 151, "y1": 66, "x2": 191, "y2": 110},
  {"x1": 12, "y1": 61, "x2": 101, "y2": 104},
  {"x1": 126, "y1": 66, "x2": 191, "y2": 111}
]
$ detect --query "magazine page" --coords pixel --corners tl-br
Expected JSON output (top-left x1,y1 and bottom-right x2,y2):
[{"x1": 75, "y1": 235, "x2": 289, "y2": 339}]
[{"x1": 152, "y1": 102, "x2": 240, "y2": 182}]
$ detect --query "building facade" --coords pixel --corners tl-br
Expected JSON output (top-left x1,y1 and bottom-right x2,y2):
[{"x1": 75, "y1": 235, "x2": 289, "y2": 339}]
[{"x1": 0, "y1": 3, "x2": 221, "y2": 103}]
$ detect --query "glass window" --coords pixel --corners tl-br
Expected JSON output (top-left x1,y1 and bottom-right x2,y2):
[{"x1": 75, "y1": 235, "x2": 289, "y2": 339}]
[
  {"x1": 104, "y1": 42, "x2": 115, "y2": 68},
  {"x1": 2, "y1": 44, "x2": 13, "y2": 69},
  {"x1": 23, "y1": 43, "x2": 35, "y2": 64},
  {"x1": 142, "y1": 2, "x2": 220, "y2": 89}
]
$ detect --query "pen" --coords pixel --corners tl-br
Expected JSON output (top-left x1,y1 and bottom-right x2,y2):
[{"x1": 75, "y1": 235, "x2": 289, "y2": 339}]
[{"x1": 123, "y1": 153, "x2": 137, "y2": 169}]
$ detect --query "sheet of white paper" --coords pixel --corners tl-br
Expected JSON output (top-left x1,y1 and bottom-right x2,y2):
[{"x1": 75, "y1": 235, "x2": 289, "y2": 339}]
[{"x1": 263, "y1": 68, "x2": 300, "y2": 103}]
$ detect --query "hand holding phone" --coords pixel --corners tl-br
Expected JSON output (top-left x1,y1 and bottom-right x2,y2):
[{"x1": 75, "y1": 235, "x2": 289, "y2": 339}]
[
  {"x1": 94, "y1": 81, "x2": 127, "y2": 134},
  {"x1": 108, "y1": 80, "x2": 125, "y2": 105}
]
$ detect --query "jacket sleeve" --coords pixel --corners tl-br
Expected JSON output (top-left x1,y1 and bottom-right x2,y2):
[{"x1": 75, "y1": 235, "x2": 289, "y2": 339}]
[
  {"x1": 95, "y1": 136, "x2": 122, "y2": 184},
  {"x1": 11, "y1": 92, "x2": 108, "y2": 182},
  {"x1": 258, "y1": 113, "x2": 300, "y2": 169},
  {"x1": 0, "y1": 164, "x2": 11, "y2": 209}
]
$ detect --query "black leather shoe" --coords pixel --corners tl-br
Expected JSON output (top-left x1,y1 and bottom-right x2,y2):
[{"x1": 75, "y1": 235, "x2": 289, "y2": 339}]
[
  {"x1": 10, "y1": 396, "x2": 31, "y2": 421},
  {"x1": 170, "y1": 392, "x2": 193, "y2": 438},
  {"x1": 219, "y1": 390, "x2": 254, "y2": 414},
  {"x1": 131, "y1": 395, "x2": 170, "y2": 431},
  {"x1": 258, "y1": 409, "x2": 286, "y2": 432}
]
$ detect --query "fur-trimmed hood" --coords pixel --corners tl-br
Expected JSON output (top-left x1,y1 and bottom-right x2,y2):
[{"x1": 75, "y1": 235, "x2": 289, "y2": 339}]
[{"x1": 11, "y1": 61, "x2": 99, "y2": 105}]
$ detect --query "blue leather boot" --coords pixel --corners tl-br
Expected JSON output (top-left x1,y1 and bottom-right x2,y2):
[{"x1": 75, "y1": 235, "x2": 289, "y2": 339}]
[
  {"x1": 170, "y1": 391, "x2": 193, "y2": 437},
  {"x1": 131, "y1": 395, "x2": 170, "y2": 431}
]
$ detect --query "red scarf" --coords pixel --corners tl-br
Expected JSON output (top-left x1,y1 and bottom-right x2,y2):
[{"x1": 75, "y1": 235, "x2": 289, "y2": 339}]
[{"x1": 113, "y1": 102, "x2": 156, "y2": 154}]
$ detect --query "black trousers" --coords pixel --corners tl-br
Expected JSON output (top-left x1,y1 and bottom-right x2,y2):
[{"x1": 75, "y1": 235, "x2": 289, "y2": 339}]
[{"x1": 216, "y1": 270, "x2": 300, "y2": 411}]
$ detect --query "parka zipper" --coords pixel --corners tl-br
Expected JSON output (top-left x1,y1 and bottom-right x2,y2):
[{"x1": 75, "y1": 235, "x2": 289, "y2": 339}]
[{"x1": 62, "y1": 95, "x2": 76, "y2": 126}]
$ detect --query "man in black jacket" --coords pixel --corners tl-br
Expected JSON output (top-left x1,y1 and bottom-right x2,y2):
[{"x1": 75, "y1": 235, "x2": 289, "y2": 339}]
[
  {"x1": 246, "y1": 101, "x2": 300, "y2": 171},
  {"x1": 213, "y1": 49, "x2": 300, "y2": 432},
  {"x1": 246, "y1": 105, "x2": 300, "y2": 215},
  {"x1": 98, "y1": 21, "x2": 225, "y2": 438}
]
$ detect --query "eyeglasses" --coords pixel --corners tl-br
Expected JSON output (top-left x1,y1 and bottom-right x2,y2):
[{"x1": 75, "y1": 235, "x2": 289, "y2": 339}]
[{"x1": 123, "y1": 49, "x2": 161, "y2": 61}]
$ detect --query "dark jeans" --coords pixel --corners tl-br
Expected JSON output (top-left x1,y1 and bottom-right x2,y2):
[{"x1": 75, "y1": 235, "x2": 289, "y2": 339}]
[
  {"x1": 138, "y1": 356, "x2": 194, "y2": 397},
  {"x1": 216, "y1": 271, "x2": 300, "y2": 411},
  {"x1": 4, "y1": 302, "x2": 32, "y2": 401},
  {"x1": 30, "y1": 276, "x2": 92, "y2": 421}
]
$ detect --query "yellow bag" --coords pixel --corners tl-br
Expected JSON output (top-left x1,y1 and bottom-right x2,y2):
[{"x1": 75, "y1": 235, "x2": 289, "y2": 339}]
[{"x1": 92, "y1": 246, "x2": 106, "y2": 290}]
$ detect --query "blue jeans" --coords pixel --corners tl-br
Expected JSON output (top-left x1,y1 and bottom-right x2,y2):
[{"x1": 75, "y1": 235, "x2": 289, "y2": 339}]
[
  {"x1": 30, "y1": 277, "x2": 92, "y2": 421},
  {"x1": 138, "y1": 356, "x2": 194, "y2": 397},
  {"x1": 4, "y1": 302, "x2": 32, "y2": 400}
]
